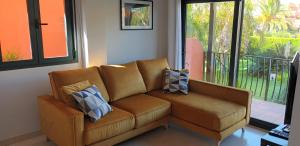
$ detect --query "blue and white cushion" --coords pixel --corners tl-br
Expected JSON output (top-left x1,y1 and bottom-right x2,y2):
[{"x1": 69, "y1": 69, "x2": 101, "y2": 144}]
[
  {"x1": 72, "y1": 85, "x2": 112, "y2": 122},
  {"x1": 163, "y1": 68, "x2": 189, "y2": 94}
]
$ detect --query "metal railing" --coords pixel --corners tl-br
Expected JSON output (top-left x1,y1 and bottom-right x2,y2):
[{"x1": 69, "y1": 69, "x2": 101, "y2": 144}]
[{"x1": 202, "y1": 52, "x2": 291, "y2": 104}]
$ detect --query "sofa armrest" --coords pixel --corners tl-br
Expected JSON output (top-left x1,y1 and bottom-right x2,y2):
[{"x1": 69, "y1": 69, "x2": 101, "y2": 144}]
[
  {"x1": 189, "y1": 79, "x2": 252, "y2": 123},
  {"x1": 37, "y1": 95, "x2": 84, "y2": 146}
]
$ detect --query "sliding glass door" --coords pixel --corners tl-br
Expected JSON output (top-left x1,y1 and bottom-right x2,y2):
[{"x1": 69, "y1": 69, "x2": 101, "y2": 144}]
[
  {"x1": 184, "y1": 2, "x2": 235, "y2": 85},
  {"x1": 182, "y1": 0, "x2": 241, "y2": 86},
  {"x1": 182, "y1": 0, "x2": 297, "y2": 130},
  {"x1": 237, "y1": 0, "x2": 300, "y2": 127}
]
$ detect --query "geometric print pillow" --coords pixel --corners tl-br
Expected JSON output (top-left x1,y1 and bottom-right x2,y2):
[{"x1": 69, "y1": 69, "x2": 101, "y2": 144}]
[
  {"x1": 163, "y1": 68, "x2": 189, "y2": 94},
  {"x1": 62, "y1": 80, "x2": 92, "y2": 107},
  {"x1": 72, "y1": 85, "x2": 113, "y2": 122}
]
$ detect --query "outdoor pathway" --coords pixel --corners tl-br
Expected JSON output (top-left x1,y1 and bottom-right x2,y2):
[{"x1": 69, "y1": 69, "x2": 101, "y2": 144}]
[{"x1": 251, "y1": 98, "x2": 286, "y2": 124}]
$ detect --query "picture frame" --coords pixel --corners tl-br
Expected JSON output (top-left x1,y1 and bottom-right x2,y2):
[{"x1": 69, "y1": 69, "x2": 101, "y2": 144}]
[{"x1": 120, "y1": 0, "x2": 153, "y2": 30}]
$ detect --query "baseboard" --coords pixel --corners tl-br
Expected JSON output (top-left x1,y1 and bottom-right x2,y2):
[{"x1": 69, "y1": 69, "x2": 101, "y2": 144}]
[
  {"x1": 0, "y1": 131, "x2": 42, "y2": 146},
  {"x1": 247, "y1": 124, "x2": 268, "y2": 133}
]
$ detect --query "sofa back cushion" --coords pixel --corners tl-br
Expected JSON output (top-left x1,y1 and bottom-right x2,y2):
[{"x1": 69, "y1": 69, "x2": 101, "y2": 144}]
[
  {"x1": 100, "y1": 62, "x2": 147, "y2": 101},
  {"x1": 49, "y1": 67, "x2": 110, "y2": 106},
  {"x1": 137, "y1": 58, "x2": 169, "y2": 91}
]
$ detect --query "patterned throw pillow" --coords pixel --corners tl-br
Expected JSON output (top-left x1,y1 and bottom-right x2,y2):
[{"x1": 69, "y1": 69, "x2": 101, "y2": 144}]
[
  {"x1": 163, "y1": 68, "x2": 189, "y2": 94},
  {"x1": 62, "y1": 80, "x2": 92, "y2": 107},
  {"x1": 62, "y1": 80, "x2": 92, "y2": 95},
  {"x1": 72, "y1": 85, "x2": 113, "y2": 122}
]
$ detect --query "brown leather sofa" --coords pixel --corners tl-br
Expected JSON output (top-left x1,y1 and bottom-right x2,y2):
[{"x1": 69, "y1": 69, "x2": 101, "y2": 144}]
[{"x1": 38, "y1": 58, "x2": 251, "y2": 146}]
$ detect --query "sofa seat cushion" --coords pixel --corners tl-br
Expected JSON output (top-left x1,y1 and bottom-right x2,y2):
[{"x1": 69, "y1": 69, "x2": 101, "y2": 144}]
[
  {"x1": 84, "y1": 106, "x2": 135, "y2": 145},
  {"x1": 112, "y1": 94, "x2": 171, "y2": 128},
  {"x1": 148, "y1": 90, "x2": 246, "y2": 132}
]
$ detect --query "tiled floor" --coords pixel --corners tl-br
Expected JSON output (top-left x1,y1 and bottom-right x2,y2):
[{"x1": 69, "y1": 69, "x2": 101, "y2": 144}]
[
  {"x1": 7, "y1": 125, "x2": 267, "y2": 146},
  {"x1": 251, "y1": 99, "x2": 286, "y2": 124}
]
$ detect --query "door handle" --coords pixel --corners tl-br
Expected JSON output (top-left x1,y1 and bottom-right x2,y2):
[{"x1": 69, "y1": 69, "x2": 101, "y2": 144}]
[
  {"x1": 35, "y1": 19, "x2": 48, "y2": 28},
  {"x1": 39, "y1": 23, "x2": 48, "y2": 26}
]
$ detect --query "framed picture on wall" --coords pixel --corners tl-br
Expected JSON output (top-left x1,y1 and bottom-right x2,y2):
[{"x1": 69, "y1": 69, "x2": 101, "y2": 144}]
[{"x1": 120, "y1": 0, "x2": 153, "y2": 30}]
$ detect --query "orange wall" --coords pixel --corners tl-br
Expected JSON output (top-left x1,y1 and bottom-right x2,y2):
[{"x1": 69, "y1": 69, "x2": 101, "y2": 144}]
[
  {"x1": 0, "y1": 0, "x2": 32, "y2": 61},
  {"x1": 0, "y1": 0, "x2": 68, "y2": 61},
  {"x1": 40, "y1": 0, "x2": 68, "y2": 58},
  {"x1": 185, "y1": 38, "x2": 204, "y2": 80}
]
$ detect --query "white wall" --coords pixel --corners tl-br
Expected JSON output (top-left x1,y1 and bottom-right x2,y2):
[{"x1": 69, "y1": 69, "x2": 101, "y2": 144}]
[
  {"x1": 0, "y1": 0, "x2": 83, "y2": 140},
  {"x1": 288, "y1": 63, "x2": 300, "y2": 146},
  {"x1": 0, "y1": 0, "x2": 86, "y2": 140},
  {"x1": 82, "y1": 0, "x2": 168, "y2": 65},
  {"x1": 0, "y1": 63, "x2": 81, "y2": 141},
  {"x1": 0, "y1": 0, "x2": 169, "y2": 141}
]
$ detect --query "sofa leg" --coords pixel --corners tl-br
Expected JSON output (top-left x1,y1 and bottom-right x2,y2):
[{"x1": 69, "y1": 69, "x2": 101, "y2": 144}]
[
  {"x1": 46, "y1": 137, "x2": 51, "y2": 142},
  {"x1": 164, "y1": 123, "x2": 169, "y2": 130},
  {"x1": 216, "y1": 141, "x2": 221, "y2": 146},
  {"x1": 242, "y1": 128, "x2": 245, "y2": 133}
]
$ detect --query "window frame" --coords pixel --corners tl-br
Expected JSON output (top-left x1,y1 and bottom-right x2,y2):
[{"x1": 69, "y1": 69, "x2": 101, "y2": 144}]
[
  {"x1": 0, "y1": 0, "x2": 78, "y2": 71},
  {"x1": 181, "y1": 0, "x2": 242, "y2": 86}
]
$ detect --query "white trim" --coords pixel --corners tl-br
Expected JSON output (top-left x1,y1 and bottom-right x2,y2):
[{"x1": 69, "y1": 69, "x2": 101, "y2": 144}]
[{"x1": 0, "y1": 131, "x2": 41, "y2": 145}]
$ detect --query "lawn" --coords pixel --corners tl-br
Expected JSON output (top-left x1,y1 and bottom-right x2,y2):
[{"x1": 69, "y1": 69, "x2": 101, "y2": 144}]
[
  {"x1": 210, "y1": 70, "x2": 289, "y2": 105},
  {"x1": 236, "y1": 74, "x2": 288, "y2": 104}
]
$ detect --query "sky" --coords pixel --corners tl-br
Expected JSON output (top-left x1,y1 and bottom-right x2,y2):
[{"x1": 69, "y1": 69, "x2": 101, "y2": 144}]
[
  {"x1": 251, "y1": 0, "x2": 300, "y2": 17},
  {"x1": 281, "y1": 0, "x2": 300, "y2": 5}
]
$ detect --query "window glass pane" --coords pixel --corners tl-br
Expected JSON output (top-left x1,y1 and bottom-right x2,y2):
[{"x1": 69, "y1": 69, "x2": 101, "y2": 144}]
[
  {"x1": 238, "y1": 0, "x2": 300, "y2": 125},
  {"x1": 185, "y1": 3, "x2": 210, "y2": 80},
  {"x1": 39, "y1": 0, "x2": 69, "y2": 59},
  {"x1": 0, "y1": 0, "x2": 33, "y2": 62},
  {"x1": 184, "y1": 2, "x2": 234, "y2": 85}
]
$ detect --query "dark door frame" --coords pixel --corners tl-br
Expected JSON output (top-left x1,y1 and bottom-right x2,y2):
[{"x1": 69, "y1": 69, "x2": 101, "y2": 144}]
[
  {"x1": 181, "y1": 0, "x2": 279, "y2": 130},
  {"x1": 181, "y1": 0, "x2": 242, "y2": 86}
]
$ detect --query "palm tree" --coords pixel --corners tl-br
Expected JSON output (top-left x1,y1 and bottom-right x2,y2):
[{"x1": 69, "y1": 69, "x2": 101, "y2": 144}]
[
  {"x1": 186, "y1": 4, "x2": 210, "y2": 51},
  {"x1": 256, "y1": 0, "x2": 288, "y2": 42},
  {"x1": 241, "y1": 0, "x2": 256, "y2": 55}
]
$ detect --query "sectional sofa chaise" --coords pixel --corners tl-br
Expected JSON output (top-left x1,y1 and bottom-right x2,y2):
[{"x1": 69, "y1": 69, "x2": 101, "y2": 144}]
[{"x1": 38, "y1": 58, "x2": 251, "y2": 146}]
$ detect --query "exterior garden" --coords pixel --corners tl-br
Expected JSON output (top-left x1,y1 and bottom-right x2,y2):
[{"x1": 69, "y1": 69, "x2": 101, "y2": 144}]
[{"x1": 186, "y1": 0, "x2": 300, "y2": 105}]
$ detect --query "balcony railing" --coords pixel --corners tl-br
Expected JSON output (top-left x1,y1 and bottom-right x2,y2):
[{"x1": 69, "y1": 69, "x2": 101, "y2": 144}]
[{"x1": 202, "y1": 52, "x2": 292, "y2": 104}]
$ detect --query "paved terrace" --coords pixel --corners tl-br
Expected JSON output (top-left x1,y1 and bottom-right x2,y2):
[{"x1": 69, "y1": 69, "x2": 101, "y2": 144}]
[{"x1": 251, "y1": 98, "x2": 286, "y2": 125}]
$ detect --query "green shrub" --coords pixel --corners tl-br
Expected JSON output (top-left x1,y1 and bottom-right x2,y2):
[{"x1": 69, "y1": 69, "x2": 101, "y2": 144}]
[
  {"x1": 3, "y1": 51, "x2": 20, "y2": 62},
  {"x1": 247, "y1": 36, "x2": 300, "y2": 58}
]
